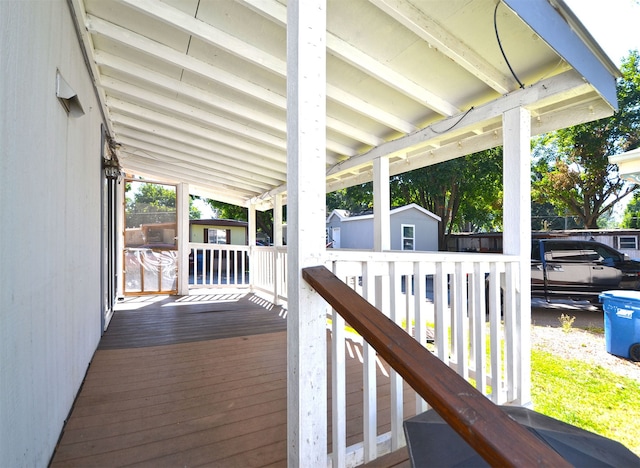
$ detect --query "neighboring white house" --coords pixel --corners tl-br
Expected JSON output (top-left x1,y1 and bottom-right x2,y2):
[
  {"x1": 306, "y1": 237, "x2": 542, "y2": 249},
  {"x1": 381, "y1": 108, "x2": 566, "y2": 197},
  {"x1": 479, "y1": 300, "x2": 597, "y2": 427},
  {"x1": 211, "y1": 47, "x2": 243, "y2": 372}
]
[{"x1": 326, "y1": 204, "x2": 440, "y2": 251}]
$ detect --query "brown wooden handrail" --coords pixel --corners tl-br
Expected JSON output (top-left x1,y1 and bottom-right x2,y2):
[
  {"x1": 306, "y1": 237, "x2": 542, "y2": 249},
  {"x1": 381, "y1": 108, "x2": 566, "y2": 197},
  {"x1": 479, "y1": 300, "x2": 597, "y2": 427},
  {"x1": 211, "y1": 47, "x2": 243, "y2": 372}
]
[{"x1": 302, "y1": 265, "x2": 571, "y2": 467}]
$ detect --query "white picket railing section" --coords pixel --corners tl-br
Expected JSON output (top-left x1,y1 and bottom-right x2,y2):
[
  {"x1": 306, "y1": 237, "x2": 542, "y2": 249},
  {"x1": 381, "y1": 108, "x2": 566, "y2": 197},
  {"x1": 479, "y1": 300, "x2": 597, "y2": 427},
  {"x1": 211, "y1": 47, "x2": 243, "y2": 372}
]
[
  {"x1": 324, "y1": 250, "x2": 523, "y2": 467},
  {"x1": 188, "y1": 245, "x2": 525, "y2": 467},
  {"x1": 251, "y1": 245, "x2": 288, "y2": 304},
  {"x1": 188, "y1": 243, "x2": 250, "y2": 287}
]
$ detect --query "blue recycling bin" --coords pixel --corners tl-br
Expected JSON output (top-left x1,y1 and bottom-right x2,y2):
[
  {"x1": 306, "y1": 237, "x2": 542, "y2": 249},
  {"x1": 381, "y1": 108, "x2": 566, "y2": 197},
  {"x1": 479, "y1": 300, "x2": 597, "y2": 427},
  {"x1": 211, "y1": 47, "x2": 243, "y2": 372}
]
[{"x1": 599, "y1": 290, "x2": 640, "y2": 361}]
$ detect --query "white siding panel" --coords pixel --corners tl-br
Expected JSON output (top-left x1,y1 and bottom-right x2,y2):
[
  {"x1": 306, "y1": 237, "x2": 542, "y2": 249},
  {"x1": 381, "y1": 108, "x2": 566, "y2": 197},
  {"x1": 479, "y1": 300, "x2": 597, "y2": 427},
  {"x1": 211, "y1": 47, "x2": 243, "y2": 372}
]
[{"x1": 0, "y1": 2, "x2": 103, "y2": 466}]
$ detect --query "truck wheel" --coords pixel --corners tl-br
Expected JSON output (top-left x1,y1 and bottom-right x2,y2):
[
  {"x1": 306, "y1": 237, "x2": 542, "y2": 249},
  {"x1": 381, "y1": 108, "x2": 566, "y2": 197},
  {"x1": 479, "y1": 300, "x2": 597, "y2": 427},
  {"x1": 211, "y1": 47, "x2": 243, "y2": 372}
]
[{"x1": 630, "y1": 343, "x2": 640, "y2": 362}]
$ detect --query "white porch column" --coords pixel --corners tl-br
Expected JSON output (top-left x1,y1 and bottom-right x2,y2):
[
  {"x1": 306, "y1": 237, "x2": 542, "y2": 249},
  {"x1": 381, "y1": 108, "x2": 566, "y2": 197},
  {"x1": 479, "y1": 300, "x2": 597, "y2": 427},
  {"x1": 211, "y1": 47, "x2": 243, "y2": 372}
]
[
  {"x1": 176, "y1": 183, "x2": 189, "y2": 295},
  {"x1": 373, "y1": 156, "x2": 390, "y2": 251},
  {"x1": 248, "y1": 202, "x2": 257, "y2": 247},
  {"x1": 287, "y1": 0, "x2": 328, "y2": 466},
  {"x1": 274, "y1": 193, "x2": 284, "y2": 247},
  {"x1": 502, "y1": 107, "x2": 532, "y2": 406}
]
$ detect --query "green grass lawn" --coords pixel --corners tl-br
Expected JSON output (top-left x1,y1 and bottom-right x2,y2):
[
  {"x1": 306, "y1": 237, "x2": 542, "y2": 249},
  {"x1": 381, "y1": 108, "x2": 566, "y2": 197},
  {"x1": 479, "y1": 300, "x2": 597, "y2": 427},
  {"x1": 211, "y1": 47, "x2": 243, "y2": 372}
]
[{"x1": 531, "y1": 349, "x2": 640, "y2": 457}]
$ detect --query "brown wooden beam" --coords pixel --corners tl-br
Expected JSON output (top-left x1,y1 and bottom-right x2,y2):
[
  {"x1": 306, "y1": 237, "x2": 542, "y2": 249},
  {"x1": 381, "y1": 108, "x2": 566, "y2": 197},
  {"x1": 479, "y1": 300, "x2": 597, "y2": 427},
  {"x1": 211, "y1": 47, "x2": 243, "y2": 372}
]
[{"x1": 302, "y1": 265, "x2": 570, "y2": 467}]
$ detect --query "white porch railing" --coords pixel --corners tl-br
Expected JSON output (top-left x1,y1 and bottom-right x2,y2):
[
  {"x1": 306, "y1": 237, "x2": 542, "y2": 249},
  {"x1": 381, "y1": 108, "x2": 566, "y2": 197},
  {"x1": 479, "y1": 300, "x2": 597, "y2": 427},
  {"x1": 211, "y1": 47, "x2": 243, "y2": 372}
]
[
  {"x1": 323, "y1": 250, "x2": 523, "y2": 467},
  {"x1": 189, "y1": 245, "x2": 525, "y2": 467},
  {"x1": 188, "y1": 243, "x2": 250, "y2": 287},
  {"x1": 251, "y1": 245, "x2": 288, "y2": 305}
]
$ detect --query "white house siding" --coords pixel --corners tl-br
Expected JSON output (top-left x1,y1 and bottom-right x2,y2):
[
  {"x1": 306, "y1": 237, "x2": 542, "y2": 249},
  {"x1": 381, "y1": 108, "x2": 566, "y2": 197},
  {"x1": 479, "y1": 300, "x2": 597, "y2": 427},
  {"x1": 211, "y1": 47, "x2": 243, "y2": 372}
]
[{"x1": 1, "y1": 2, "x2": 103, "y2": 466}]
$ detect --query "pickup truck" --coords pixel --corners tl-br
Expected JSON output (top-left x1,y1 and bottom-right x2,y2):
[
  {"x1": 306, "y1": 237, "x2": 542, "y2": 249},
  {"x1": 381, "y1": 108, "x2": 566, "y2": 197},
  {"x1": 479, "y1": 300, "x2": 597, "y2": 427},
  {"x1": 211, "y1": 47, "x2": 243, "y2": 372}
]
[{"x1": 531, "y1": 239, "x2": 640, "y2": 302}]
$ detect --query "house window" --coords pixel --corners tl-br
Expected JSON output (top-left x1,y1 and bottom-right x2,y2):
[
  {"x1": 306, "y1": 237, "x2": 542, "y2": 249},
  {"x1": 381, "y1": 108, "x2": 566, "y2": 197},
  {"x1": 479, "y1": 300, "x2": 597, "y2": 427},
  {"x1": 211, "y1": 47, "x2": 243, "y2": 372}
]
[
  {"x1": 401, "y1": 224, "x2": 415, "y2": 251},
  {"x1": 205, "y1": 228, "x2": 229, "y2": 244},
  {"x1": 619, "y1": 236, "x2": 638, "y2": 249}
]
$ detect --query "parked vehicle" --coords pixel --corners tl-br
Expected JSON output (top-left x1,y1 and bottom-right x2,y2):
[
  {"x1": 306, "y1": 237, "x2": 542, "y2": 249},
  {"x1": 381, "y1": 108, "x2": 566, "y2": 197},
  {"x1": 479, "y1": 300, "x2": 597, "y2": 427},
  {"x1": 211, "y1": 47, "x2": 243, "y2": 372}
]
[{"x1": 531, "y1": 239, "x2": 640, "y2": 302}]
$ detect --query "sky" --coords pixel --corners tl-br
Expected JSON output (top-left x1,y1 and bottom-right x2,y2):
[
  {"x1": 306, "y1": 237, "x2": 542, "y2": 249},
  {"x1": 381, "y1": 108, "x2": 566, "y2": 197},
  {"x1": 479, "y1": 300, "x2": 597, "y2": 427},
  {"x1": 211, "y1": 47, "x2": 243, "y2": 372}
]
[{"x1": 564, "y1": 0, "x2": 640, "y2": 66}]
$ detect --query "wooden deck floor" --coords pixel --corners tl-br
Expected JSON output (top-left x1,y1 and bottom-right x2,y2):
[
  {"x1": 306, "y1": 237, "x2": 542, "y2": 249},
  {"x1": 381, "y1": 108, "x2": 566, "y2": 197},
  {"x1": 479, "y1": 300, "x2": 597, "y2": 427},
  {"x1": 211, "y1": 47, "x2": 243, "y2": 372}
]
[{"x1": 51, "y1": 292, "x2": 411, "y2": 467}]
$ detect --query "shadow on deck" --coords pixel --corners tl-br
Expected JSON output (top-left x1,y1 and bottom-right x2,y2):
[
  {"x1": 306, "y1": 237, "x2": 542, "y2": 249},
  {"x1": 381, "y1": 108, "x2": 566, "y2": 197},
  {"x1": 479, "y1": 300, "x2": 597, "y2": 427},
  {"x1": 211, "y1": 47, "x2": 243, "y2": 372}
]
[{"x1": 50, "y1": 292, "x2": 410, "y2": 467}]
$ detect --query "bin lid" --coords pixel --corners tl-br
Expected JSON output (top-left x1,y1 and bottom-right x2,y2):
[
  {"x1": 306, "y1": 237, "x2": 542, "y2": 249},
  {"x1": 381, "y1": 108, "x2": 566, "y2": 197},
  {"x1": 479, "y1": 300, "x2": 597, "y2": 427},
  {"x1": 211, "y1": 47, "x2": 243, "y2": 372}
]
[{"x1": 599, "y1": 290, "x2": 640, "y2": 301}]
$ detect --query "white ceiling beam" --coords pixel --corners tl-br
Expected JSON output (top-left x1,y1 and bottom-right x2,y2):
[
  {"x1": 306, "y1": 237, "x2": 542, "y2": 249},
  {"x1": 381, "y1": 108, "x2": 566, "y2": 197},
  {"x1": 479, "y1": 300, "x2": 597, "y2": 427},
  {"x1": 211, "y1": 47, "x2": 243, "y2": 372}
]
[
  {"x1": 117, "y1": 137, "x2": 282, "y2": 189},
  {"x1": 119, "y1": 144, "x2": 273, "y2": 193},
  {"x1": 326, "y1": 70, "x2": 593, "y2": 177},
  {"x1": 120, "y1": 154, "x2": 256, "y2": 198},
  {"x1": 370, "y1": 0, "x2": 513, "y2": 95},
  {"x1": 326, "y1": 94, "x2": 613, "y2": 194},
  {"x1": 116, "y1": 0, "x2": 287, "y2": 75},
  {"x1": 98, "y1": 51, "x2": 383, "y2": 149},
  {"x1": 238, "y1": 0, "x2": 417, "y2": 133},
  {"x1": 86, "y1": 15, "x2": 286, "y2": 109},
  {"x1": 95, "y1": 51, "x2": 286, "y2": 132},
  {"x1": 106, "y1": 98, "x2": 287, "y2": 164},
  {"x1": 101, "y1": 76, "x2": 288, "y2": 151},
  {"x1": 116, "y1": 129, "x2": 286, "y2": 181},
  {"x1": 326, "y1": 33, "x2": 459, "y2": 116},
  {"x1": 325, "y1": 84, "x2": 416, "y2": 134},
  {"x1": 109, "y1": 1, "x2": 413, "y2": 138},
  {"x1": 114, "y1": 121, "x2": 287, "y2": 177},
  {"x1": 106, "y1": 95, "x2": 345, "y2": 164}
]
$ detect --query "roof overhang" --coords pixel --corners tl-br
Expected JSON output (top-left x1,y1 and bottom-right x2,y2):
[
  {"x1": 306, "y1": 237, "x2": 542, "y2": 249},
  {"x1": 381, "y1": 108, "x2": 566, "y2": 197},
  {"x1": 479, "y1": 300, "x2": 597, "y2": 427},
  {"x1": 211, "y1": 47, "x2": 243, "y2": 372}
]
[{"x1": 71, "y1": 0, "x2": 620, "y2": 210}]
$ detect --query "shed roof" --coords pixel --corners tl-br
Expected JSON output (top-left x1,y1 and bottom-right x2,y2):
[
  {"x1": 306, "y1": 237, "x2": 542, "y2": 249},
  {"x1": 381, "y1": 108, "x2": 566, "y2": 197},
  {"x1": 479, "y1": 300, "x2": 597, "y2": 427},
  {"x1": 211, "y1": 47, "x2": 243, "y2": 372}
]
[{"x1": 327, "y1": 203, "x2": 441, "y2": 222}]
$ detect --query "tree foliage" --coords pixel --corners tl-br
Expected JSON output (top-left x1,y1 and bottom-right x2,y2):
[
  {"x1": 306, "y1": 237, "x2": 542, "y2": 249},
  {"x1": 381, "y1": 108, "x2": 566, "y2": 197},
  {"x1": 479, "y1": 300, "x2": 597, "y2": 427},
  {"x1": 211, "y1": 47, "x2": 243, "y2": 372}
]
[
  {"x1": 125, "y1": 182, "x2": 200, "y2": 228},
  {"x1": 531, "y1": 50, "x2": 640, "y2": 229},
  {"x1": 390, "y1": 148, "x2": 503, "y2": 249},
  {"x1": 621, "y1": 191, "x2": 640, "y2": 228}
]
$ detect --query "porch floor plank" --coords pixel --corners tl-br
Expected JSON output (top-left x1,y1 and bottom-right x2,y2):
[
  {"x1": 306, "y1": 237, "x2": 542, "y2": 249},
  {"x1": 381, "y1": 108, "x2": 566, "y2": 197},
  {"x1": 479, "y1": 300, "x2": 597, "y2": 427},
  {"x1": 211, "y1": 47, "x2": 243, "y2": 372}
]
[{"x1": 51, "y1": 293, "x2": 412, "y2": 467}]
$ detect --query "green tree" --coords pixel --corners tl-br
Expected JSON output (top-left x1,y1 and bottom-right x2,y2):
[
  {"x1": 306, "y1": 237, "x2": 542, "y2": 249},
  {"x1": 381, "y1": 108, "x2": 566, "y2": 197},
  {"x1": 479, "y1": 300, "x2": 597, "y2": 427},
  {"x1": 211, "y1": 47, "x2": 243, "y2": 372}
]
[
  {"x1": 621, "y1": 191, "x2": 640, "y2": 228},
  {"x1": 126, "y1": 182, "x2": 200, "y2": 228},
  {"x1": 326, "y1": 183, "x2": 374, "y2": 213},
  {"x1": 531, "y1": 50, "x2": 640, "y2": 228},
  {"x1": 391, "y1": 148, "x2": 503, "y2": 249}
]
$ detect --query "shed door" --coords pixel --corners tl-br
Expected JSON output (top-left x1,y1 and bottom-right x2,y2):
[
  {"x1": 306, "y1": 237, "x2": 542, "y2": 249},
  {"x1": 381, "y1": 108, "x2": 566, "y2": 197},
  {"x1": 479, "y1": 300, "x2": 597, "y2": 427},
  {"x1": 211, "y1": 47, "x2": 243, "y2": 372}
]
[{"x1": 332, "y1": 227, "x2": 341, "y2": 249}]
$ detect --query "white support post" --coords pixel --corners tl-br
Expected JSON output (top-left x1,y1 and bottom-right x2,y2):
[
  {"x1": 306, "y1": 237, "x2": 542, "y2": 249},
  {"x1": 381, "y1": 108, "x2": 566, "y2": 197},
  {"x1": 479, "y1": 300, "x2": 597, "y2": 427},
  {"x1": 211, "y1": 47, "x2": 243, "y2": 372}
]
[
  {"x1": 373, "y1": 156, "x2": 390, "y2": 252},
  {"x1": 286, "y1": 0, "x2": 328, "y2": 466},
  {"x1": 274, "y1": 193, "x2": 283, "y2": 247},
  {"x1": 373, "y1": 156, "x2": 390, "y2": 311},
  {"x1": 502, "y1": 107, "x2": 532, "y2": 406},
  {"x1": 248, "y1": 202, "x2": 257, "y2": 248},
  {"x1": 176, "y1": 183, "x2": 189, "y2": 296}
]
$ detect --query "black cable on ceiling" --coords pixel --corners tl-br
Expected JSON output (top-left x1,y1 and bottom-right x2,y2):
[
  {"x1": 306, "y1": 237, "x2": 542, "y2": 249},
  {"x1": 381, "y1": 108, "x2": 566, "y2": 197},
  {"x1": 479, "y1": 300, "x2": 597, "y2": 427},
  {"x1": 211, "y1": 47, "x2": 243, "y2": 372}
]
[
  {"x1": 494, "y1": 1, "x2": 525, "y2": 89},
  {"x1": 431, "y1": 106, "x2": 475, "y2": 134}
]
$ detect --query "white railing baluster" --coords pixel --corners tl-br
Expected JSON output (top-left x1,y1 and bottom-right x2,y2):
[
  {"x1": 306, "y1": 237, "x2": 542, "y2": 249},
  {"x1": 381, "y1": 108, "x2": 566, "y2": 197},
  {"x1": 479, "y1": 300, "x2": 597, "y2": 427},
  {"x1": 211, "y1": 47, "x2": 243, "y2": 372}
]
[
  {"x1": 473, "y1": 262, "x2": 487, "y2": 395},
  {"x1": 413, "y1": 261, "x2": 428, "y2": 414},
  {"x1": 453, "y1": 262, "x2": 468, "y2": 378},
  {"x1": 488, "y1": 262, "x2": 503, "y2": 403},
  {"x1": 362, "y1": 261, "x2": 377, "y2": 463},
  {"x1": 331, "y1": 261, "x2": 347, "y2": 468},
  {"x1": 504, "y1": 261, "x2": 517, "y2": 402},
  {"x1": 388, "y1": 262, "x2": 405, "y2": 451}
]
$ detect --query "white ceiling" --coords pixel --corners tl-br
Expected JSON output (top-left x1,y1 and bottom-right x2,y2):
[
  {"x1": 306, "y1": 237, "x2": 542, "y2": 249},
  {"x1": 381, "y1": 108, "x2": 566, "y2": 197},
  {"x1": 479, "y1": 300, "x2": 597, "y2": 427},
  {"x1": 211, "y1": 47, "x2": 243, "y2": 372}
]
[{"x1": 70, "y1": 0, "x2": 620, "y2": 209}]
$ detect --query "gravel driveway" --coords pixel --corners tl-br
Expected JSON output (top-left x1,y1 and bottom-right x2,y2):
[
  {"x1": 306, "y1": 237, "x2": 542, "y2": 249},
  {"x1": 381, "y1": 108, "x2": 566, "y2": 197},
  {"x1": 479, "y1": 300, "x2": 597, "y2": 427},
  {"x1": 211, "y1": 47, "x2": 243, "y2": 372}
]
[{"x1": 531, "y1": 298, "x2": 640, "y2": 381}]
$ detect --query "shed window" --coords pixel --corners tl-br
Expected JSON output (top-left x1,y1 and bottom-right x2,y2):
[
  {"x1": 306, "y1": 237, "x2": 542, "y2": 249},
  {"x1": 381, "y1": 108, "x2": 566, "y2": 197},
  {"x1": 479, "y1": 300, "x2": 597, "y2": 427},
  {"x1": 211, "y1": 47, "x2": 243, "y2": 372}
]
[
  {"x1": 205, "y1": 228, "x2": 230, "y2": 244},
  {"x1": 618, "y1": 236, "x2": 638, "y2": 249},
  {"x1": 401, "y1": 224, "x2": 415, "y2": 251}
]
